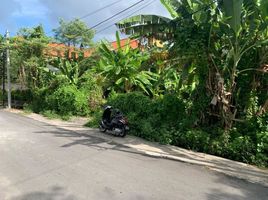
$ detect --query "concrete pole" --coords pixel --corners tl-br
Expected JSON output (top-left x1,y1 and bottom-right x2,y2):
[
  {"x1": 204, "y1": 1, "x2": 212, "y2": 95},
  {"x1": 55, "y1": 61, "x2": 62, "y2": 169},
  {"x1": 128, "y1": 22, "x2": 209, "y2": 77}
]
[
  {"x1": 1, "y1": 52, "x2": 5, "y2": 107},
  {"x1": 5, "y1": 30, "x2": 11, "y2": 109}
]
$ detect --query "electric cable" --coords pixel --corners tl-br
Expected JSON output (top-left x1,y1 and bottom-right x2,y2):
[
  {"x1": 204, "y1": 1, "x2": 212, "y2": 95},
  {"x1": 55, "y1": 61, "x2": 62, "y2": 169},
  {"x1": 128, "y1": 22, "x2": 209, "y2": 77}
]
[
  {"x1": 80, "y1": 0, "x2": 123, "y2": 20},
  {"x1": 96, "y1": 0, "x2": 156, "y2": 34},
  {"x1": 112, "y1": 0, "x2": 218, "y2": 51},
  {"x1": 51, "y1": 0, "x2": 146, "y2": 47}
]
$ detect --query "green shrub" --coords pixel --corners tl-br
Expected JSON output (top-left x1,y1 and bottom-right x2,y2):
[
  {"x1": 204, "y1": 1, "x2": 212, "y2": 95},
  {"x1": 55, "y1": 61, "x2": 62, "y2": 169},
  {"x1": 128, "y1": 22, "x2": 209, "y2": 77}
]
[
  {"x1": 88, "y1": 91, "x2": 268, "y2": 167},
  {"x1": 0, "y1": 92, "x2": 3, "y2": 103},
  {"x1": 85, "y1": 109, "x2": 103, "y2": 128},
  {"x1": 11, "y1": 90, "x2": 33, "y2": 102},
  {"x1": 46, "y1": 85, "x2": 89, "y2": 116},
  {"x1": 78, "y1": 72, "x2": 104, "y2": 112},
  {"x1": 30, "y1": 87, "x2": 52, "y2": 113},
  {"x1": 41, "y1": 110, "x2": 60, "y2": 119},
  {"x1": 228, "y1": 136, "x2": 256, "y2": 164},
  {"x1": 174, "y1": 129, "x2": 210, "y2": 152},
  {"x1": 209, "y1": 133, "x2": 230, "y2": 157},
  {"x1": 105, "y1": 92, "x2": 186, "y2": 144},
  {"x1": 108, "y1": 92, "x2": 152, "y2": 116}
]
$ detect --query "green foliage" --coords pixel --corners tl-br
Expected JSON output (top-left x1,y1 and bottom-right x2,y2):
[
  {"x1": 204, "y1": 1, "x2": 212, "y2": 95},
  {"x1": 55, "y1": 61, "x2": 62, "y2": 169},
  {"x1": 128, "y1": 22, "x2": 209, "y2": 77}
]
[
  {"x1": 259, "y1": 0, "x2": 268, "y2": 20},
  {"x1": 85, "y1": 109, "x2": 103, "y2": 128},
  {"x1": 116, "y1": 15, "x2": 172, "y2": 42},
  {"x1": 222, "y1": 0, "x2": 243, "y2": 36},
  {"x1": 96, "y1": 32, "x2": 157, "y2": 94},
  {"x1": 107, "y1": 92, "x2": 186, "y2": 143},
  {"x1": 1, "y1": 2, "x2": 266, "y2": 168},
  {"x1": 47, "y1": 59, "x2": 80, "y2": 85},
  {"x1": 18, "y1": 25, "x2": 46, "y2": 39},
  {"x1": 175, "y1": 129, "x2": 211, "y2": 152},
  {"x1": 11, "y1": 90, "x2": 33, "y2": 102},
  {"x1": 0, "y1": 91, "x2": 3, "y2": 103},
  {"x1": 228, "y1": 136, "x2": 256, "y2": 164},
  {"x1": 10, "y1": 25, "x2": 49, "y2": 89},
  {"x1": 89, "y1": 91, "x2": 268, "y2": 167},
  {"x1": 41, "y1": 110, "x2": 61, "y2": 120},
  {"x1": 160, "y1": 0, "x2": 179, "y2": 18},
  {"x1": 78, "y1": 71, "x2": 104, "y2": 112},
  {"x1": 53, "y1": 18, "x2": 95, "y2": 47},
  {"x1": 45, "y1": 84, "x2": 89, "y2": 116}
]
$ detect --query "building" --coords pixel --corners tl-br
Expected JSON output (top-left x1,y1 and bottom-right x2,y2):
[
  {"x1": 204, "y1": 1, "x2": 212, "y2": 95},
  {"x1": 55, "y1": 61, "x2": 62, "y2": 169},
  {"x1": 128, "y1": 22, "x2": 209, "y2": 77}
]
[{"x1": 45, "y1": 38, "x2": 139, "y2": 59}]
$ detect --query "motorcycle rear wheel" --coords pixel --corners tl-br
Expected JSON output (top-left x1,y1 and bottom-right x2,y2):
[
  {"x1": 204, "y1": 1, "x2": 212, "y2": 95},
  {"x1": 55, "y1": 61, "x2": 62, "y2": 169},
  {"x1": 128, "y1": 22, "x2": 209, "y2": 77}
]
[
  {"x1": 99, "y1": 124, "x2": 107, "y2": 133},
  {"x1": 118, "y1": 126, "x2": 126, "y2": 137}
]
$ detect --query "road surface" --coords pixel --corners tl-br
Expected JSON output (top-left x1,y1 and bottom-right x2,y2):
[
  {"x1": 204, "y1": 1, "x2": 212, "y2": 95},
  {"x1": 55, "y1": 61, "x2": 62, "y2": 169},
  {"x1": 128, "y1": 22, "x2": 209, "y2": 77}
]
[{"x1": 0, "y1": 110, "x2": 267, "y2": 200}]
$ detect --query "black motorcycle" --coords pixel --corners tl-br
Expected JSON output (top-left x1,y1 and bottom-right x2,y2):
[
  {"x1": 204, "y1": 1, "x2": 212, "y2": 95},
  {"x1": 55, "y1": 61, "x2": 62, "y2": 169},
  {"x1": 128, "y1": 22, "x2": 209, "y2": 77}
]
[{"x1": 99, "y1": 106, "x2": 129, "y2": 137}]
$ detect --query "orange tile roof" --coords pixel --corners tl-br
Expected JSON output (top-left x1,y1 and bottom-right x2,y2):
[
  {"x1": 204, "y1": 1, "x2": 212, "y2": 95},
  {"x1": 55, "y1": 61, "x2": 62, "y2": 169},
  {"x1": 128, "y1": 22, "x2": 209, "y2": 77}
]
[
  {"x1": 110, "y1": 38, "x2": 139, "y2": 50},
  {"x1": 45, "y1": 38, "x2": 139, "y2": 58}
]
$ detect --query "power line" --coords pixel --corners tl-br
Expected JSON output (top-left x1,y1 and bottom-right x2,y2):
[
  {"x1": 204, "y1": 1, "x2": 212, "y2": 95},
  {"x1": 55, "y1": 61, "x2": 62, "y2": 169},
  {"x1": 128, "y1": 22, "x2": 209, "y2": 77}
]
[
  {"x1": 51, "y1": 0, "x2": 146, "y2": 48},
  {"x1": 112, "y1": 0, "x2": 218, "y2": 51},
  {"x1": 46, "y1": 0, "x2": 123, "y2": 35},
  {"x1": 80, "y1": 0, "x2": 123, "y2": 20},
  {"x1": 96, "y1": 0, "x2": 156, "y2": 34},
  {"x1": 51, "y1": 0, "x2": 217, "y2": 50},
  {"x1": 90, "y1": 0, "x2": 145, "y2": 30}
]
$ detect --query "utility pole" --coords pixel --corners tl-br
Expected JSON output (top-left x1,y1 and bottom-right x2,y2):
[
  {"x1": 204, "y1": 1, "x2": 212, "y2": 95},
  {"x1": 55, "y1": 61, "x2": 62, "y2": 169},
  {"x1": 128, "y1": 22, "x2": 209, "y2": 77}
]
[
  {"x1": 1, "y1": 52, "x2": 5, "y2": 107},
  {"x1": 5, "y1": 30, "x2": 11, "y2": 109}
]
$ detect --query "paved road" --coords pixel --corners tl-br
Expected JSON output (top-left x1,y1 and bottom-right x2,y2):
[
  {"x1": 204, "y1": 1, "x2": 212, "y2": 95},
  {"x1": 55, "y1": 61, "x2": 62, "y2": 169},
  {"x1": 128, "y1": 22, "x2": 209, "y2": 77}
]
[{"x1": 0, "y1": 110, "x2": 267, "y2": 200}]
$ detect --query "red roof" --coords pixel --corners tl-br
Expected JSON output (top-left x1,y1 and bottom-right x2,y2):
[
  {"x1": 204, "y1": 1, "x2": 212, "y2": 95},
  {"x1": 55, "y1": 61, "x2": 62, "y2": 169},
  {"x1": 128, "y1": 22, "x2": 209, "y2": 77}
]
[
  {"x1": 45, "y1": 38, "x2": 139, "y2": 58},
  {"x1": 110, "y1": 38, "x2": 139, "y2": 50}
]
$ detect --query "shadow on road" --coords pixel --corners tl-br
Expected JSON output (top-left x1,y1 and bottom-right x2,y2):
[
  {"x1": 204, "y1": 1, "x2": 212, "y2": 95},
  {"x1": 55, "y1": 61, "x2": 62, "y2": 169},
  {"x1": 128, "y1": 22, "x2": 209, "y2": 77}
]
[
  {"x1": 34, "y1": 124, "x2": 268, "y2": 188},
  {"x1": 35, "y1": 125, "x2": 161, "y2": 160},
  {"x1": 33, "y1": 126, "x2": 268, "y2": 200},
  {"x1": 206, "y1": 174, "x2": 268, "y2": 200},
  {"x1": 10, "y1": 186, "x2": 76, "y2": 200}
]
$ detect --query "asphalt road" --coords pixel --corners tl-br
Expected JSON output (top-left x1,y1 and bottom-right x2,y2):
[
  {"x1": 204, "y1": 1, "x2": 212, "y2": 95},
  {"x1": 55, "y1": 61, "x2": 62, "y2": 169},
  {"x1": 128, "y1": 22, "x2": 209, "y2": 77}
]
[{"x1": 0, "y1": 110, "x2": 267, "y2": 200}]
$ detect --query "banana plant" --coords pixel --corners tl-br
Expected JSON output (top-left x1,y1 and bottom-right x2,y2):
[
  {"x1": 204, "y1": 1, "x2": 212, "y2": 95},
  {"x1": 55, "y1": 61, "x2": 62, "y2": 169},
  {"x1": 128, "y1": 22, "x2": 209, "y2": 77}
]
[
  {"x1": 43, "y1": 58, "x2": 80, "y2": 85},
  {"x1": 96, "y1": 31, "x2": 158, "y2": 94},
  {"x1": 217, "y1": 0, "x2": 268, "y2": 91}
]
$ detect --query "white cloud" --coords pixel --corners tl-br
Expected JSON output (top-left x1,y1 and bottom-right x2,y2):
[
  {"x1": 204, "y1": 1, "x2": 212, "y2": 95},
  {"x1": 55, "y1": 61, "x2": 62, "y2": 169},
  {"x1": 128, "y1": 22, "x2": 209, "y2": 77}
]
[
  {"x1": 12, "y1": 0, "x2": 48, "y2": 19},
  {"x1": 0, "y1": 0, "x2": 20, "y2": 23},
  {"x1": 0, "y1": 0, "x2": 171, "y2": 40},
  {"x1": 39, "y1": 0, "x2": 171, "y2": 41}
]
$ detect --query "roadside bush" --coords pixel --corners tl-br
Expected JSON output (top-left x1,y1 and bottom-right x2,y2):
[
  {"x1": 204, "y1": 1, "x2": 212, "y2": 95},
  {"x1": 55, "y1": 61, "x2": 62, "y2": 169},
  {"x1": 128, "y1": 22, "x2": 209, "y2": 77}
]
[
  {"x1": 106, "y1": 92, "x2": 186, "y2": 144},
  {"x1": 11, "y1": 89, "x2": 33, "y2": 102},
  {"x1": 78, "y1": 72, "x2": 104, "y2": 112},
  {"x1": 30, "y1": 87, "x2": 52, "y2": 113},
  {"x1": 0, "y1": 91, "x2": 3, "y2": 103},
  {"x1": 85, "y1": 109, "x2": 103, "y2": 127},
  {"x1": 88, "y1": 91, "x2": 268, "y2": 167},
  {"x1": 46, "y1": 84, "x2": 89, "y2": 116},
  {"x1": 174, "y1": 130, "x2": 210, "y2": 152},
  {"x1": 228, "y1": 136, "x2": 256, "y2": 164}
]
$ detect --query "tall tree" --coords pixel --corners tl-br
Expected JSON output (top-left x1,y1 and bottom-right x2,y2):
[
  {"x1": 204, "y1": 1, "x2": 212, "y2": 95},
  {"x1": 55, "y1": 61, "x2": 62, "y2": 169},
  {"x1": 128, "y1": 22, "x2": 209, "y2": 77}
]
[
  {"x1": 11, "y1": 25, "x2": 50, "y2": 89},
  {"x1": 53, "y1": 18, "x2": 95, "y2": 47}
]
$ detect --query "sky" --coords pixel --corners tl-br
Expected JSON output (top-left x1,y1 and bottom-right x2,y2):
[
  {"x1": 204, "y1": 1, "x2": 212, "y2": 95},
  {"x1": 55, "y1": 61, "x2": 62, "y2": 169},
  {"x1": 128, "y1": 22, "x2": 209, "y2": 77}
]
[{"x1": 0, "y1": 0, "x2": 171, "y2": 42}]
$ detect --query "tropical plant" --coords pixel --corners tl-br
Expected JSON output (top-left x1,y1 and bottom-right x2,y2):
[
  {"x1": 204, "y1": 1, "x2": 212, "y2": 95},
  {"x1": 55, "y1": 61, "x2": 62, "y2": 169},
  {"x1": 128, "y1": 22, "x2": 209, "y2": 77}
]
[
  {"x1": 10, "y1": 25, "x2": 50, "y2": 89},
  {"x1": 96, "y1": 32, "x2": 158, "y2": 94},
  {"x1": 47, "y1": 58, "x2": 80, "y2": 85},
  {"x1": 116, "y1": 14, "x2": 173, "y2": 43},
  {"x1": 158, "y1": 0, "x2": 268, "y2": 127}
]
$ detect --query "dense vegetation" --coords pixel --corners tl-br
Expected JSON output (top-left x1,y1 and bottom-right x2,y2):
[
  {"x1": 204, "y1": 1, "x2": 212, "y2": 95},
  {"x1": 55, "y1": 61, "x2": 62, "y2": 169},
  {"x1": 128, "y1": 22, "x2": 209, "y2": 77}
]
[{"x1": 0, "y1": 1, "x2": 267, "y2": 167}]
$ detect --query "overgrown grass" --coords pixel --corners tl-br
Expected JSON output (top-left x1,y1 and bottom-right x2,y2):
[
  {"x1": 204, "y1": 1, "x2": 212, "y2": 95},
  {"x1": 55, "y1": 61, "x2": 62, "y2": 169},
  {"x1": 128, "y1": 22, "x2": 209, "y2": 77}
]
[{"x1": 87, "y1": 92, "x2": 268, "y2": 168}]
